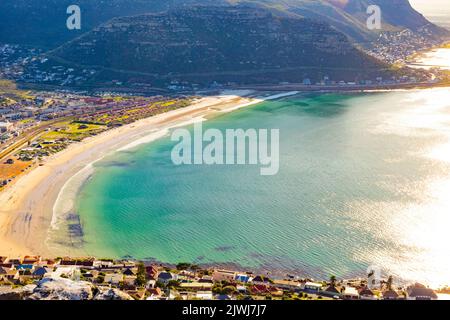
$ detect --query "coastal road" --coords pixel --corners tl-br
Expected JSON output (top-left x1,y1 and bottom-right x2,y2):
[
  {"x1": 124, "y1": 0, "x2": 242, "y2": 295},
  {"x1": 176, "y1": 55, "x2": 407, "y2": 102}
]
[{"x1": 0, "y1": 117, "x2": 75, "y2": 162}]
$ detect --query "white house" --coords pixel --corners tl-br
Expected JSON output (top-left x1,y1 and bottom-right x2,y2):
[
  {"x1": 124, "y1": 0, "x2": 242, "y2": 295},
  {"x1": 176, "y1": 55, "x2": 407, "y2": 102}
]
[
  {"x1": 0, "y1": 122, "x2": 13, "y2": 133},
  {"x1": 343, "y1": 287, "x2": 359, "y2": 300}
]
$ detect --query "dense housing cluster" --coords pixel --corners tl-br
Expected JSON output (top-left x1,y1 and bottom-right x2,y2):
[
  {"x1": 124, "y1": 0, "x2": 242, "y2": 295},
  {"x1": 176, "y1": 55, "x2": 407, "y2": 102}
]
[{"x1": 0, "y1": 255, "x2": 444, "y2": 300}]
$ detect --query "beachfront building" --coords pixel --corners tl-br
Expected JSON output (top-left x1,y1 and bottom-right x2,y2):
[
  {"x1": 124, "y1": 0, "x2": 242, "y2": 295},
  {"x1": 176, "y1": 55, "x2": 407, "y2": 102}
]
[
  {"x1": 22, "y1": 256, "x2": 41, "y2": 264},
  {"x1": 343, "y1": 286, "x2": 360, "y2": 300},
  {"x1": 179, "y1": 282, "x2": 213, "y2": 291},
  {"x1": 212, "y1": 269, "x2": 237, "y2": 282},
  {"x1": 252, "y1": 275, "x2": 271, "y2": 285},
  {"x1": 406, "y1": 283, "x2": 438, "y2": 300},
  {"x1": 104, "y1": 273, "x2": 124, "y2": 286},
  {"x1": 358, "y1": 286, "x2": 378, "y2": 300},
  {"x1": 321, "y1": 285, "x2": 342, "y2": 298},
  {"x1": 235, "y1": 273, "x2": 252, "y2": 283},
  {"x1": 302, "y1": 282, "x2": 323, "y2": 294},
  {"x1": 382, "y1": 289, "x2": 400, "y2": 300},
  {"x1": 157, "y1": 271, "x2": 177, "y2": 285},
  {"x1": 272, "y1": 279, "x2": 302, "y2": 292},
  {"x1": 0, "y1": 268, "x2": 19, "y2": 282},
  {"x1": 145, "y1": 265, "x2": 159, "y2": 280}
]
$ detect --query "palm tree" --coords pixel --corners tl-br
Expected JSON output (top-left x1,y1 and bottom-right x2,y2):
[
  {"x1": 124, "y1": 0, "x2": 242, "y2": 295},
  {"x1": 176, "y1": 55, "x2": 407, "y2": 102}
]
[{"x1": 329, "y1": 275, "x2": 337, "y2": 286}]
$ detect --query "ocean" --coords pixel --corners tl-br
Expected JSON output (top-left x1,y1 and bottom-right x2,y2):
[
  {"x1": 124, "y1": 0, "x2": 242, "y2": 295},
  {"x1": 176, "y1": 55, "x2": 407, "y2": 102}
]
[
  {"x1": 410, "y1": 0, "x2": 450, "y2": 29},
  {"x1": 63, "y1": 87, "x2": 450, "y2": 287}
]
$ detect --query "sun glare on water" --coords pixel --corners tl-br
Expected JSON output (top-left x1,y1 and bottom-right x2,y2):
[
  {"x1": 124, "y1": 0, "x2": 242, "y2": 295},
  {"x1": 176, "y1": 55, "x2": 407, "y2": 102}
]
[
  {"x1": 370, "y1": 89, "x2": 450, "y2": 288},
  {"x1": 413, "y1": 48, "x2": 450, "y2": 70}
]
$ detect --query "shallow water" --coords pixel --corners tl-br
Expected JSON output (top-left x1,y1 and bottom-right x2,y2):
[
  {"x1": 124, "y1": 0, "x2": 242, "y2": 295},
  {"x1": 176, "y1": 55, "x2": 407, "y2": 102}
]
[{"x1": 62, "y1": 88, "x2": 450, "y2": 287}]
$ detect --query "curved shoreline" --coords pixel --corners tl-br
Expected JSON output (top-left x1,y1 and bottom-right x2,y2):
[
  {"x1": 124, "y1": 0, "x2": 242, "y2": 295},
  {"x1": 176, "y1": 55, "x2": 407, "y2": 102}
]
[{"x1": 0, "y1": 90, "x2": 298, "y2": 256}]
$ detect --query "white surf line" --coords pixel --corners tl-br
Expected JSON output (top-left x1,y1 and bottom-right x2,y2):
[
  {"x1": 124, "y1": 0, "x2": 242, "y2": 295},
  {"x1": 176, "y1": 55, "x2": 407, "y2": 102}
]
[
  {"x1": 218, "y1": 91, "x2": 299, "y2": 112},
  {"x1": 49, "y1": 90, "x2": 297, "y2": 248}
]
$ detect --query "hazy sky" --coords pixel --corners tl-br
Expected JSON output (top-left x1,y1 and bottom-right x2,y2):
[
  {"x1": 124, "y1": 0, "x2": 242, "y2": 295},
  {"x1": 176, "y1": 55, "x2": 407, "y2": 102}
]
[
  {"x1": 409, "y1": 0, "x2": 450, "y2": 28},
  {"x1": 410, "y1": 0, "x2": 450, "y2": 15}
]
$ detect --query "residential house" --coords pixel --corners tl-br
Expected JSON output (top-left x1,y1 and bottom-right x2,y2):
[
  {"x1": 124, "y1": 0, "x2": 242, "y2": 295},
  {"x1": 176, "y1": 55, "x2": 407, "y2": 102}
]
[
  {"x1": 123, "y1": 275, "x2": 137, "y2": 290},
  {"x1": 60, "y1": 257, "x2": 95, "y2": 267},
  {"x1": 18, "y1": 269, "x2": 34, "y2": 283},
  {"x1": 302, "y1": 282, "x2": 323, "y2": 294},
  {"x1": 0, "y1": 266, "x2": 10, "y2": 281},
  {"x1": 406, "y1": 283, "x2": 438, "y2": 300},
  {"x1": 126, "y1": 288, "x2": 146, "y2": 300},
  {"x1": 252, "y1": 275, "x2": 271, "y2": 285},
  {"x1": 249, "y1": 284, "x2": 271, "y2": 295},
  {"x1": 53, "y1": 266, "x2": 76, "y2": 278},
  {"x1": 94, "y1": 260, "x2": 114, "y2": 269},
  {"x1": 321, "y1": 285, "x2": 342, "y2": 298},
  {"x1": 343, "y1": 287, "x2": 360, "y2": 300},
  {"x1": 359, "y1": 286, "x2": 378, "y2": 300},
  {"x1": 82, "y1": 270, "x2": 99, "y2": 282},
  {"x1": 147, "y1": 287, "x2": 162, "y2": 300},
  {"x1": 16, "y1": 264, "x2": 34, "y2": 271},
  {"x1": 158, "y1": 272, "x2": 177, "y2": 285},
  {"x1": 7, "y1": 258, "x2": 22, "y2": 266},
  {"x1": 199, "y1": 275, "x2": 213, "y2": 283},
  {"x1": 104, "y1": 273, "x2": 124, "y2": 286},
  {"x1": 3, "y1": 269, "x2": 19, "y2": 282},
  {"x1": 212, "y1": 269, "x2": 237, "y2": 282},
  {"x1": 145, "y1": 265, "x2": 158, "y2": 280},
  {"x1": 272, "y1": 279, "x2": 301, "y2": 292},
  {"x1": 146, "y1": 279, "x2": 156, "y2": 289},
  {"x1": 195, "y1": 291, "x2": 213, "y2": 300},
  {"x1": 236, "y1": 285, "x2": 248, "y2": 293},
  {"x1": 0, "y1": 122, "x2": 13, "y2": 133},
  {"x1": 235, "y1": 273, "x2": 253, "y2": 283},
  {"x1": 178, "y1": 270, "x2": 195, "y2": 279},
  {"x1": 123, "y1": 268, "x2": 137, "y2": 276},
  {"x1": 32, "y1": 267, "x2": 52, "y2": 279},
  {"x1": 179, "y1": 282, "x2": 213, "y2": 291},
  {"x1": 382, "y1": 289, "x2": 400, "y2": 300},
  {"x1": 38, "y1": 259, "x2": 57, "y2": 268},
  {"x1": 22, "y1": 255, "x2": 41, "y2": 264}
]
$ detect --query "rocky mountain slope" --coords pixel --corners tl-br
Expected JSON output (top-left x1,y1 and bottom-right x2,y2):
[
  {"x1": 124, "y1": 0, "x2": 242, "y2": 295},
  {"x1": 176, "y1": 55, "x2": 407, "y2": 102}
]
[
  {"x1": 41, "y1": 6, "x2": 391, "y2": 86},
  {"x1": 0, "y1": 0, "x2": 446, "y2": 48}
]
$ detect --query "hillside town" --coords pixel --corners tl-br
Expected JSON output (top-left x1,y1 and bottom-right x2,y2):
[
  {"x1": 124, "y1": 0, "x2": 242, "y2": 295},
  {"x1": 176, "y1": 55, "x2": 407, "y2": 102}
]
[
  {"x1": 1, "y1": 33, "x2": 448, "y2": 93},
  {"x1": 0, "y1": 255, "x2": 446, "y2": 300},
  {"x1": 367, "y1": 28, "x2": 446, "y2": 64}
]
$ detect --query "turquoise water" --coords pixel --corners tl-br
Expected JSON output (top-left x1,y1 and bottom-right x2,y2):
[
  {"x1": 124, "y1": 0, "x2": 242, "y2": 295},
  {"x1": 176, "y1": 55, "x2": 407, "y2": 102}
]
[{"x1": 75, "y1": 88, "x2": 450, "y2": 286}]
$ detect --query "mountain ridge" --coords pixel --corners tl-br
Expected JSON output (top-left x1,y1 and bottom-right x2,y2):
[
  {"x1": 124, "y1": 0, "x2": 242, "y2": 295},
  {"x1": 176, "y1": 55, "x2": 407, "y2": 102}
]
[
  {"x1": 25, "y1": 5, "x2": 398, "y2": 88},
  {"x1": 0, "y1": 0, "x2": 447, "y2": 48}
]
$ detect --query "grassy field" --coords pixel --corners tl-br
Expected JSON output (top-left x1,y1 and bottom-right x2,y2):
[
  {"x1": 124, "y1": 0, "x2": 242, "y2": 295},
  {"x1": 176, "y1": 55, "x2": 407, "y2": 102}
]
[{"x1": 40, "y1": 121, "x2": 107, "y2": 142}]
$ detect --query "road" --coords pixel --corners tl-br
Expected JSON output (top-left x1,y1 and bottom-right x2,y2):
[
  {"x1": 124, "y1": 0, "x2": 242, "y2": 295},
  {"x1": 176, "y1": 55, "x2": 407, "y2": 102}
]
[{"x1": 0, "y1": 117, "x2": 74, "y2": 162}]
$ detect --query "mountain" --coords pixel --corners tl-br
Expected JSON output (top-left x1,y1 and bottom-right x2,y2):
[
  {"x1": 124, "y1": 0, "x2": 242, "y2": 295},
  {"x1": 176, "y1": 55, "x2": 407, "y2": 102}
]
[
  {"x1": 239, "y1": 0, "x2": 448, "y2": 43},
  {"x1": 0, "y1": 0, "x2": 446, "y2": 48},
  {"x1": 0, "y1": 0, "x2": 224, "y2": 48},
  {"x1": 37, "y1": 6, "x2": 391, "y2": 88}
]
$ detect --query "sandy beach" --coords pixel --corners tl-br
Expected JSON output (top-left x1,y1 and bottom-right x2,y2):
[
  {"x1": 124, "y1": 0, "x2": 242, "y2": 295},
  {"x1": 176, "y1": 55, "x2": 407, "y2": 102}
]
[{"x1": 0, "y1": 90, "x2": 297, "y2": 257}]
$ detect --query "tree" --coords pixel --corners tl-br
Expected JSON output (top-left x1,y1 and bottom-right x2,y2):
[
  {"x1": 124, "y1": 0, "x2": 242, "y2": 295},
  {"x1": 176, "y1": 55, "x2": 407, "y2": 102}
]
[
  {"x1": 176, "y1": 263, "x2": 191, "y2": 270},
  {"x1": 222, "y1": 286, "x2": 237, "y2": 295},
  {"x1": 167, "y1": 280, "x2": 180, "y2": 288},
  {"x1": 330, "y1": 275, "x2": 337, "y2": 286},
  {"x1": 135, "y1": 262, "x2": 147, "y2": 286},
  {"x1": 387, "y1": 275, "x2": 394, "y2": 290}
]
